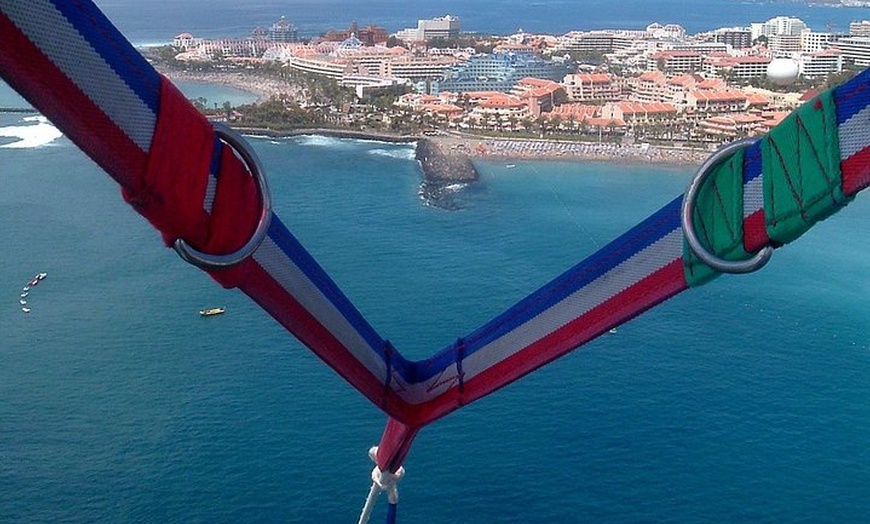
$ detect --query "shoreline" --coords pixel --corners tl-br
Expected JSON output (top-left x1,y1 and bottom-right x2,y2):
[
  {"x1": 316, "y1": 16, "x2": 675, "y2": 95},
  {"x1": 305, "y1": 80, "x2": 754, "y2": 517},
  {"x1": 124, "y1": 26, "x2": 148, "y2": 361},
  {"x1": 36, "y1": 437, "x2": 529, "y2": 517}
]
[{"x1": 163, "y1": 68, "x2": 710, "y2": 168}]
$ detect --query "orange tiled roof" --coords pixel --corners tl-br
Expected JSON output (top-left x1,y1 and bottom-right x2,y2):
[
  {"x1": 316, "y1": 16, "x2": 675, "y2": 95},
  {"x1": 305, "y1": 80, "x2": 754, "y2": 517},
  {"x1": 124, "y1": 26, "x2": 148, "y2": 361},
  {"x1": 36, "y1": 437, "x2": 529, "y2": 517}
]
[{"x1": 616, "y1": 101, "x2": 677, "y2": 114}]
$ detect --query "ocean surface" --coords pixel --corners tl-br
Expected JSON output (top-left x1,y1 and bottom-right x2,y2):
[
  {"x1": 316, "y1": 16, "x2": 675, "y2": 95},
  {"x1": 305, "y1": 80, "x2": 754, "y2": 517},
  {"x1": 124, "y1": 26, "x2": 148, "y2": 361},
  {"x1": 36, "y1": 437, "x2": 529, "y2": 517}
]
[
  {"x1": 2, "y1": 2, "x2": 870, "y2": 522},
  {"x1": 90, "y1": 0, "x2": 868, "y2": 45}
]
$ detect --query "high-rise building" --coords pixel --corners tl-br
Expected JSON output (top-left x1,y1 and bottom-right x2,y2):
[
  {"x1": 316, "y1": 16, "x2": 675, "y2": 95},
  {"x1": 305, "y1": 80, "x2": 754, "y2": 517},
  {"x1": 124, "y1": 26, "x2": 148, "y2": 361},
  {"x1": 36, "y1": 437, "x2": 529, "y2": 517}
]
[
  {"x1": 834, "y1": 36, "x2": 870, "y2": 66},
  {"x1": 750, "y1": 16, "x2": 809, "y2": 41},
  {"x1": 269, "y1": 16, "x2": 299, "y2": 43},
  {"x1": 849, "y1": 20, "x2": 870, "y2": 37},
  {"x1": 712, "y1": 27, "x2": 753, "y2": 49},
  {"x1": 395, "y1": 15, "x2": 461, "y2": 42}
]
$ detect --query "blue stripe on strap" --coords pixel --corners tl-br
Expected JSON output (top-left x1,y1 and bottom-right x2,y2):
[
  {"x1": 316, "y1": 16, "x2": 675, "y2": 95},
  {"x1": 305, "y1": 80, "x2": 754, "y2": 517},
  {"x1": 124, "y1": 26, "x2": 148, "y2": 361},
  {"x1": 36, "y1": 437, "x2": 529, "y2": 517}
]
[
  {"x1": 52, "y1": 0, "x2": 160, "y2": 114},
  {"x1": 414, "y1": 196, "x2": 683, "y2": 382},
  {"x1": 267, "y1": 215, "x2": 389, "y2": 359},
  {"x1": 834, "y1": 67, "x2": 870, "y2": 125}
]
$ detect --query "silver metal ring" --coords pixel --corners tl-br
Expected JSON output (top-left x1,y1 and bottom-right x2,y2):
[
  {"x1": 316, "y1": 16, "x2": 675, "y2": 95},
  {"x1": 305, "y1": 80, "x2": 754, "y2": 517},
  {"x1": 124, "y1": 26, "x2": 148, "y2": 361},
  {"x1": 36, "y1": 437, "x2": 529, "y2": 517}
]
[
  {"x1": 173, "y1": 122, "x2": 272, "y2": 270},
  {"x1": 681, "y1": 137, "x2": 773, "y2": 274}
]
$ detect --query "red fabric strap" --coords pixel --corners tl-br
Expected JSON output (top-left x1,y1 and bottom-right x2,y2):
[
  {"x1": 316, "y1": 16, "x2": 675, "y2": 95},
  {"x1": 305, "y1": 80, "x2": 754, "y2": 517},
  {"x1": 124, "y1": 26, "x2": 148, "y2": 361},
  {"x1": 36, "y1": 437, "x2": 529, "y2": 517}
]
[{"x1": 122, "y1": 76, "x2": 261, "y2": 288}]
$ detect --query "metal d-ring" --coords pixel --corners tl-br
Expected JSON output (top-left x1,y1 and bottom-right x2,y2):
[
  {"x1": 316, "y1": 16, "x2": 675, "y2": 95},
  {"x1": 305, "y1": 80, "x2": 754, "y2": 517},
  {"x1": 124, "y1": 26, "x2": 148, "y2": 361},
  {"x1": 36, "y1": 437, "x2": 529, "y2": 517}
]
[
  {"x1": 681, "y1": 137, "x2": 773, "y2": 274},
  {"x1": 173, "y1": 122, "x2": 272, "y2": 270}
]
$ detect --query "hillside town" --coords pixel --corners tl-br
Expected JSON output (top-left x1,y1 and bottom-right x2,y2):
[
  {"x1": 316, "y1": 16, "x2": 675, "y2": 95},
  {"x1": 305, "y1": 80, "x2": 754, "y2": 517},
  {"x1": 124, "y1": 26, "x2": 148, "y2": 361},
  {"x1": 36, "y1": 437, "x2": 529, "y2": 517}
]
[{"x1": 154, "y1": 14, "x2": 870, "y2": 146}]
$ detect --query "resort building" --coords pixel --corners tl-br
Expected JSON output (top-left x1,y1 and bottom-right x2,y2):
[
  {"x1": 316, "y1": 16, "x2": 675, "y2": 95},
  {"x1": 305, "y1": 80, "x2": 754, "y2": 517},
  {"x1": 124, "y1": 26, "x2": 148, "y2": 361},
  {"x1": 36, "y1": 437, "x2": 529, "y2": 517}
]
[
  {"x1": 750, "y1": 16, "x2": 809, "y2": 41},
  {"x1": 702, "y1": 55, "x2": 772, "y2": 81},
  {"x1": 511, "y1": 78, "x2": 566, "y2": 116},
  {"x1": 322, "y1": 23, "x2": 389, "y2": 46},
  {"x1": 466, "y1": 92, "x2": 530, "y2": 128},
  {"x1": 684, "y1": 89, "x2": 749, "y2": 120},
  {"x1": 268, "y1": 16, "x2": 299, "y2": 43},
  {"x1": 394, "y1": 15, "x2": 461, "y2": 43},
  {"x1": 850, "y1": 21, "x2": 870, "y2": 37},
  {"x1": 561, "y1": 73, "x2": 620, "y2": 103},
  {"x1": 383, "y1": 56, "x2": 459, "y2": 82},
  {"x1": 698, "y1": 114, "x2": 766, "y2": 139},
  {"x1": 173, "y1": 32, "x2": 202, "y2": 50},
  {"x1": 631, "y1": 71, "x2": 671, "y2": 104},
  {"x1": 287, "y1": 53, "x2": 352, "y2": 79},
  {"x1": 711, "y1": 27, "x2": 753, "y2": 50},
  {"x1": 599, "y1": 101, "x2": 679, "y2": 130},
  {"x1": 647, "y1": 51, "x2": 704, "y2": 73},
  {"x1": 554, "y1": 31, "x2": 636, "y2": 56},
  {"x1": 768, "y1": 33, "x2": 803, "y2": 56},
  {"x1": 834, "y1": 36, "x2": 870, "y2": 66},
  {"x1": 801, "y1": 32, "x2": 840, "y2": 53},
  {"x1": 436, "y1": 49, "x2": 572, "y2": 94},
  {"x1": 799, "y1": 50, "x2": 843, "y2": 79},
  {"x1": 645, "y1": 23, "x2": 687, "y2": 40}
]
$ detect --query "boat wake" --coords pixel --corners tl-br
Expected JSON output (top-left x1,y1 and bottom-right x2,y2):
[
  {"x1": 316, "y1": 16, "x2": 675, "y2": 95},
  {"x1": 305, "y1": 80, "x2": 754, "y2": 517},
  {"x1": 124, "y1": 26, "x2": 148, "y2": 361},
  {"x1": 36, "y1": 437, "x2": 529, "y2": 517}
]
[{"x1": 0, "y1": 116, "x2": 63, "y2": 149}]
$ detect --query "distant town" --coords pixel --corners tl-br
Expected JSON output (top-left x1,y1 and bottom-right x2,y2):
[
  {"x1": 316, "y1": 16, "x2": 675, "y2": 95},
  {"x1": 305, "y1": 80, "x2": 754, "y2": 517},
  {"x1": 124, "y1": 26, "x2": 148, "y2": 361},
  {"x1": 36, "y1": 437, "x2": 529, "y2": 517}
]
[{"x1": 148, "y1": 14, "x2": 870, "y2": 148}]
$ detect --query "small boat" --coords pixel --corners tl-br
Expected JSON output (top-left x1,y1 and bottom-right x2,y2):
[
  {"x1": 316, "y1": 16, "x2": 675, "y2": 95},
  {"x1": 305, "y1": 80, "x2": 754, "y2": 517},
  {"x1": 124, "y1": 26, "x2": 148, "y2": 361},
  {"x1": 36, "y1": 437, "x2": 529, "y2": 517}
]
[
  {"x1": 506, "y1": 164, "x2": 516, "y2": 169},
  {"x1": 22, "y1": 285, "x2": 30, "y2": 292},
  {"x1": 199, "y1": 307, "x2": 226, "y2": 317},
  {"x1": 21, "y1": 307, "x2": 31, "y2": 313},
  {"x1": 19, "y1": 299, "x2": 27, "y2": 305},
  {"x1": 20, "y1": 292, "x2": 28, "y2": 298},
  {"x1": 36, "y1": 272, "x2": 47, "y2": 280},
  {"x1": 608, "y1": 328, "x2": 618, "y2": 334}
]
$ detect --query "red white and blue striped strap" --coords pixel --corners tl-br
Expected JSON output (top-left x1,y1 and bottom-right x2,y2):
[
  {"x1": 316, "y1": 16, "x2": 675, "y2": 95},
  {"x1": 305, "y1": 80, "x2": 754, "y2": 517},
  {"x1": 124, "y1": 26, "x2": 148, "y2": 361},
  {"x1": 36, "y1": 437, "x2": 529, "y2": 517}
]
[{"x1": 2, "y1": 0, "x2": 869, "y2": 472}]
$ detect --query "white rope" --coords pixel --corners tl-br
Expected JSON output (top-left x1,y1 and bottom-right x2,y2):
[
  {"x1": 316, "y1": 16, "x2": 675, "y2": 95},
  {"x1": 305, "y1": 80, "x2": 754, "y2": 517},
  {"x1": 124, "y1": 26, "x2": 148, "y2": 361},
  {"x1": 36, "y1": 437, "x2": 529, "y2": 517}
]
[{"x1": 357, "y1": 446, "x2": 406, "y2": 524}]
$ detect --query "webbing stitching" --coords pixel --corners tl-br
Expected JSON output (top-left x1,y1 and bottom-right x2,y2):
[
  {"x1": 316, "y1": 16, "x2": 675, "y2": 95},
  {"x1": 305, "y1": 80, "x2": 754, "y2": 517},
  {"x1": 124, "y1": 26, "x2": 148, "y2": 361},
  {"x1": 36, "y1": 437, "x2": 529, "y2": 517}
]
[{"x1": 766, "y1": 135, "x2": 802, "y2": 226}]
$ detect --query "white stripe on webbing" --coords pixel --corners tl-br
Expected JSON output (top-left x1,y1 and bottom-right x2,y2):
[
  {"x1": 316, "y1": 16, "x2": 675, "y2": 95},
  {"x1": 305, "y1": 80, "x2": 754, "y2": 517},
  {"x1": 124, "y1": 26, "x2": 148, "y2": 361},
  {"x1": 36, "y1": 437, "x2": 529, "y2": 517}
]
[
  {"x1": 460, "y1": 228, "x2": 684, "y2": 384},
  {"x1": 839, "y1": 104, "x2": 870, "y2": 160},
  {"x1": 743, "y1": 175, "x2": 763, "y2": 219},
  {"x1": 252, "y1": 236, "x2": 387, "y2": 382},
  {"x1": 3, "y1": 1, "x2": 155, "y2": 152},
  {"x1": 203, "y1": 173, "x2": 217, "y2": 214}
]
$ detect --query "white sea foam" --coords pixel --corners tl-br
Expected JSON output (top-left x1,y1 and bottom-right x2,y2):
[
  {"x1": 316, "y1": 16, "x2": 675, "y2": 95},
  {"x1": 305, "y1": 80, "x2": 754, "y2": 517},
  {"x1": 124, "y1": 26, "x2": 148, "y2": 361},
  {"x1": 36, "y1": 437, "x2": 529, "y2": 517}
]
[
  {"x1": 294, "y1": 135, "x2": 349, "y2": 149},
  {"x1": 0, "y1": 116, "x2": 63, "y2": 149},
  {"x1": 367, "y1": 147, "x2": 416, "y2": 161}
]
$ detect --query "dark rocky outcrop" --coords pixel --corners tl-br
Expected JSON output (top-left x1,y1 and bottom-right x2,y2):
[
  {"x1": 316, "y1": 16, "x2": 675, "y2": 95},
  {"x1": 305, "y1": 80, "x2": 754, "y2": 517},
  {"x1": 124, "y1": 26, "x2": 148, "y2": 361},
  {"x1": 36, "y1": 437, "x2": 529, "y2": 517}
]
[{"x1": 415, "y1": 137, "x2": 478, "y2": 183}]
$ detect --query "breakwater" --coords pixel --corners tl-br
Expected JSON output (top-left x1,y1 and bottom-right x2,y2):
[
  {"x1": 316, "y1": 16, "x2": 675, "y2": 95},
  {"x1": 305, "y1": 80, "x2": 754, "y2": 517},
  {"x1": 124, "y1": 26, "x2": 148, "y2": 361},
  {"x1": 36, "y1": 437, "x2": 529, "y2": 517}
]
[{"x1": 415, "y1": 137, "x2": 478, "y2": 183}]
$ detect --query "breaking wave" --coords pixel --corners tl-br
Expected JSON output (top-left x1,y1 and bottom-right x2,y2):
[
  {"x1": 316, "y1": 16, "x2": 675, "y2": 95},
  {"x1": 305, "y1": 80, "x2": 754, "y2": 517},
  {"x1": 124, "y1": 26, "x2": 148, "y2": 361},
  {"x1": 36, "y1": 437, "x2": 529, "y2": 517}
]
[{"x1": 0, "y1": 116, "x2": 63, "y2": 149}]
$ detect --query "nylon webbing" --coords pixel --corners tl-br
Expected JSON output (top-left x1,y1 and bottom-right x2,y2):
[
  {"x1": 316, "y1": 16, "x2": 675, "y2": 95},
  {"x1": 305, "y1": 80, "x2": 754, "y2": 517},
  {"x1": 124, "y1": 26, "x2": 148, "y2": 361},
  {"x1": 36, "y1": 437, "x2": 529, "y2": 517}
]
[{"x1": 2, "y1": 0, "x2": 869, "y2": 472}]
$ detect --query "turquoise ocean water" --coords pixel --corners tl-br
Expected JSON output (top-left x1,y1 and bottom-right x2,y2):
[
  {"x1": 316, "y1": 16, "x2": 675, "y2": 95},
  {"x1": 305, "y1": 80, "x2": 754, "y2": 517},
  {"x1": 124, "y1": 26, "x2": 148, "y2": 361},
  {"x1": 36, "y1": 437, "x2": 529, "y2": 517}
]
[
  {"x1": 3, "y1": 0, "x2": 870, "y2": 517},
  {"x1": 2, "y1": 86, "x2": 870, "y2": 522}
]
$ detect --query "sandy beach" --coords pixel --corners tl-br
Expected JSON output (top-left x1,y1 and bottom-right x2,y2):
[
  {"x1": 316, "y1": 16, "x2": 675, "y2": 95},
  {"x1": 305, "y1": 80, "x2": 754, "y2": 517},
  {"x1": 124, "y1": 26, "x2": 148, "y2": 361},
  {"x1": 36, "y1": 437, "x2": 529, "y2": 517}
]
[{"x1": 159, "y1": 68, "x2": 301, "y2": 104}]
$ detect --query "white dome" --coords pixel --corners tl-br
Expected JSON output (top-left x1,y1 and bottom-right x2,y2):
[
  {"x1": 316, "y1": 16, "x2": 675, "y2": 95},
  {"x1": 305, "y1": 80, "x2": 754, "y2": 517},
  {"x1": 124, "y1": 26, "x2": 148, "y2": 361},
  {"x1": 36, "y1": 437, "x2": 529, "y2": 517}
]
[{"x1": 767, "y1": 58, "x2": 799, "y2": 86}]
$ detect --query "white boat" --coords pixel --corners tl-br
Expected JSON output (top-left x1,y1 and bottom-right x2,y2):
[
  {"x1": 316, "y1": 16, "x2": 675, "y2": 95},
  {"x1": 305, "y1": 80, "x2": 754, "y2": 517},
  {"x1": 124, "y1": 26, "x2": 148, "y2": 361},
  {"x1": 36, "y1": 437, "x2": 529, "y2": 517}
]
[
  {"x1": 20, "y1": 292, "x2": 28, "y2": 298},
  {"x1": 199, "y1": 307, "x2": 226, "y2": 317},
  {"x1": 36, "y1": 272, "x2": 47, "y2": 280},
  {"x1": 19, "y1": 299, "x2": 27, "y2": 305},
  {"x1": 21, "y1": 307, "x2": 30, "y2": 313},
  {"x1": 506, "y1": 164, "x2": 516, "y2": 169}
]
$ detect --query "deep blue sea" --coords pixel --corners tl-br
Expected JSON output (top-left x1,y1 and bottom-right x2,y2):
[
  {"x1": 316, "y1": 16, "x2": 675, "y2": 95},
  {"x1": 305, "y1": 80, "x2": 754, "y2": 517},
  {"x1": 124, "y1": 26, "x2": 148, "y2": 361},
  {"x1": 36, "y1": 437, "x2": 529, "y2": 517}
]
[
  {"x1": 91, "y1": 0, "x2": 868, "y2": 45},
  {"x1": 3, "y1": 1, "x2": 870, "y2": 522}
]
